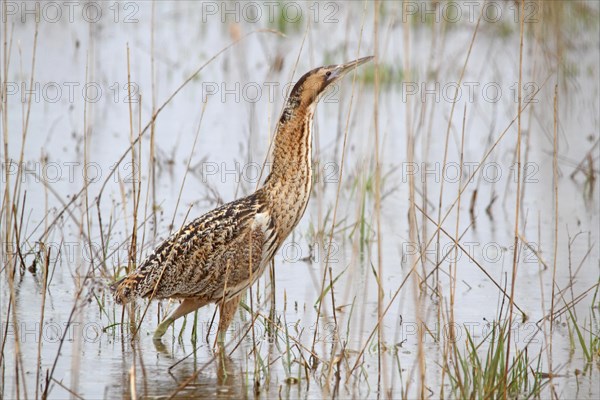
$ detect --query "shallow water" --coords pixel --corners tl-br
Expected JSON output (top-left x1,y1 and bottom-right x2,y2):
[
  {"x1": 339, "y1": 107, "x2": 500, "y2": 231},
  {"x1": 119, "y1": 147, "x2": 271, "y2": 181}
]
[{"x1": 1, "y1": 1, "x2": 599, "y2": 398}]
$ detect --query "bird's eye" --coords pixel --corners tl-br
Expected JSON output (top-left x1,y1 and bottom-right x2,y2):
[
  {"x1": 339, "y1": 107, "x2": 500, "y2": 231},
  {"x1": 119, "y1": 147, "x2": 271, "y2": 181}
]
[{"x1": 325, "y1": 71, "x2": 332, "y2": 78}]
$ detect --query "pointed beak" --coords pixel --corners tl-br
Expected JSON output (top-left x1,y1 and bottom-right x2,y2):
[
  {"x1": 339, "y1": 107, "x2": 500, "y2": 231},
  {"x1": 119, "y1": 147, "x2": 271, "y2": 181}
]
[{"x1": 326, "y1": 56, "x2": 374, "y2": 83}]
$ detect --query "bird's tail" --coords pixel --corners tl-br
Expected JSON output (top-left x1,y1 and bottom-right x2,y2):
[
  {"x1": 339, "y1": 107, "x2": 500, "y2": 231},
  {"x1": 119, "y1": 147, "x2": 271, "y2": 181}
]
[{"x1": 110, "y1": 273, "x2": 144, "y2": 304}]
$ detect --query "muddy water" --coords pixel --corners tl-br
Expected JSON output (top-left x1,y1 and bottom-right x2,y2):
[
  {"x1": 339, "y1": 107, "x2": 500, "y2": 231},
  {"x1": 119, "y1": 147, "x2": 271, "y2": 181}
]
[{"x1": 1, "y1": 1, "x2": 599, "y2": 399}]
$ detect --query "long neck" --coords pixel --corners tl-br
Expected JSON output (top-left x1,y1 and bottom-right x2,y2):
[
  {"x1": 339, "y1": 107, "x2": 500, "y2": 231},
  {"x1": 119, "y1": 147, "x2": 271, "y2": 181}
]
[{"x1": 262, "y1": 98, "x2": 316, "y2": 236}]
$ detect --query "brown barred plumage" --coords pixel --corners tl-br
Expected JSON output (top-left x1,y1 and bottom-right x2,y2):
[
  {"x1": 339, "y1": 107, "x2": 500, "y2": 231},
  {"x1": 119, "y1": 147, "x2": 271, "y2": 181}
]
[{"x1": 111, "y1": 56, "x2": 373, "y2": 343}]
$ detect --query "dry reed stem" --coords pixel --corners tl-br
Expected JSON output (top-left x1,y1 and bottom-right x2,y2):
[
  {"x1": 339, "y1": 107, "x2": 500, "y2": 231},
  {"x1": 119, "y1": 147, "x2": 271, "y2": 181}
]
[
  {"x1": 504, "y1": 0, "x2": 526, "y2": 390},
  {"x1": 371, "y1": 0, "x2": 388, "y2": 395},
  {"x1": 545, "y1": 82, "x2": 560, "y2": 398}
]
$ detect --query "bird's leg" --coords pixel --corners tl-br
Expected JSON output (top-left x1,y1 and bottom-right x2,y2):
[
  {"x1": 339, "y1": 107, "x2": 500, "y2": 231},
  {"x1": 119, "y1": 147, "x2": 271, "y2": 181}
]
[
  {"x1": 153, "y1": 298, "x2": 206, "y2": 340},
  {"x1": 216, "y1": 294, "x2": 242, "y2": 347},
  {"x1": 216, "y1": 351, "x2": 235, "y2": 385}
]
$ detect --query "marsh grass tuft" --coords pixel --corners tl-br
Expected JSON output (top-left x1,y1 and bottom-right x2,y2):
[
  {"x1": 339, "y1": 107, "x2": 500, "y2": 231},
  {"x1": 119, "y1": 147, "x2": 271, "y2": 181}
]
[
  {"x1": 566, "y1": 300, "x2": 600, "y2": 373},
  {"x1": 446, "y1": 319, "x2": 547, "y2": 399}
]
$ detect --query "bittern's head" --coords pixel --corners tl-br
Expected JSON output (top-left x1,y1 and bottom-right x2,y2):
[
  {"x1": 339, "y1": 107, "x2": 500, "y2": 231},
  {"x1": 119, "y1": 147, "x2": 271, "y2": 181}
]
[{"x1": 280, "y1": 56, "x2": 373, "y2": 123}]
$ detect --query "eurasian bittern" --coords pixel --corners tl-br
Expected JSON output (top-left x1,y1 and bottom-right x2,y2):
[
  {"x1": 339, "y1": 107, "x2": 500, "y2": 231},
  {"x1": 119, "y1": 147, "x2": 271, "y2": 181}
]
[{"x1": 112, "y1": 56, "x2": 373, "y2": 343}]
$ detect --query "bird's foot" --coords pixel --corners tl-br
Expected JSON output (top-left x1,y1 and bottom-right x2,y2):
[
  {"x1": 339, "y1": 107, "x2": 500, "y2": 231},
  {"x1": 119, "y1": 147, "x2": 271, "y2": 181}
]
[
  {"x1": 153, "y1": 318, "x2": 173, "y2": 340},
  {"x1": 152, "y1": 339, "x2": 170, "y2": 355}
]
